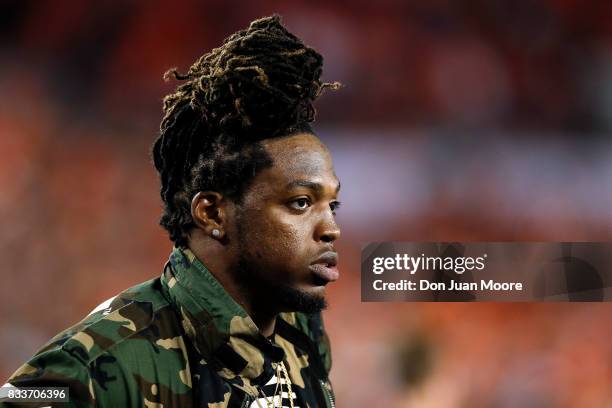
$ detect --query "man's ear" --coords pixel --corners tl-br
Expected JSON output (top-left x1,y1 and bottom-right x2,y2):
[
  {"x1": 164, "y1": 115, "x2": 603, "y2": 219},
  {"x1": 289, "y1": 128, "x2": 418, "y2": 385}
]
[{"x1": 191, "y1": 191, "x2": 226, "y2": 238}]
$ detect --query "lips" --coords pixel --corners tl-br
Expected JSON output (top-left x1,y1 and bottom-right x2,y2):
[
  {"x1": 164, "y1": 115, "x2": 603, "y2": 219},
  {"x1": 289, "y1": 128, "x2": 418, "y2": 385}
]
[{"x1": 309, "y1": 251, "x2": 339, "y2": 284}]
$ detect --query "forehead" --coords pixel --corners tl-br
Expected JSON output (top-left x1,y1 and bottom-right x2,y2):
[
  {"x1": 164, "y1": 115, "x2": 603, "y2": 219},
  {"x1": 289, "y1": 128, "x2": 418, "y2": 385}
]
[
  {"x1": 249, "y1": 133, "x2": 338, "y2": 194},
  {"x1": 265, "y1": 133, "x2": 332, "y2": 171}
]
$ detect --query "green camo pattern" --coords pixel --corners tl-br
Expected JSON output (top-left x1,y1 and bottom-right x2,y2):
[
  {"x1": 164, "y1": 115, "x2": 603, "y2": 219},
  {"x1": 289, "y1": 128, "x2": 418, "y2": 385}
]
[{"x1": 1, "y1": 247, "x2": 335, "y2": 407}]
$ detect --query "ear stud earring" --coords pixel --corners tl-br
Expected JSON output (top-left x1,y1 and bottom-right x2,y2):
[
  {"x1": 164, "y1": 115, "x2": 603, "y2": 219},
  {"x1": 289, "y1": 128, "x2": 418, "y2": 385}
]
[{"x1": 211, "y1": 229, "x2": 221, "y2": 238}]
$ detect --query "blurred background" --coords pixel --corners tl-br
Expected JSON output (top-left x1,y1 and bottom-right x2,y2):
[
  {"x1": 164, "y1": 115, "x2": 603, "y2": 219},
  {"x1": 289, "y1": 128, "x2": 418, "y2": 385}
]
[{"x1": 1, "y1": 0, "x2": 611, "y2": 406}]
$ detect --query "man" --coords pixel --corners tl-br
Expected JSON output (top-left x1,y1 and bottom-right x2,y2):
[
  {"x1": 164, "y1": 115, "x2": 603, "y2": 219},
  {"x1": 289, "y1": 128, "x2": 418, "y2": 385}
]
[{"x1": 2, "y1": 15, "x2": 341, "y2": 408}]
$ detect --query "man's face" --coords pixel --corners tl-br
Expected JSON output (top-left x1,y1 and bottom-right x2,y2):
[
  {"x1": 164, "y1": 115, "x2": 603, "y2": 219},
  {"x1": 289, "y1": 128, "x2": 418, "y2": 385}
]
[{"x1": 230, "y1": 133, "x2": 341, "y2": 313}]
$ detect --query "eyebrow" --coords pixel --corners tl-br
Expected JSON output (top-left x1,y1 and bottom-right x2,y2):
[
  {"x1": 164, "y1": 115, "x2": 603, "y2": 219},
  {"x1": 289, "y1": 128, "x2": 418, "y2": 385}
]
[{"x1": 286, "y1": 180, "x2": 341, "y2": 194}]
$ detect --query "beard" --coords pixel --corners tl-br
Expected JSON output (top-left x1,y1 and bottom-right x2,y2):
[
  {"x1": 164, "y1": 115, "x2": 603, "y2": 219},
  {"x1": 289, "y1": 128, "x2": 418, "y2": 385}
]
[
  {"x1": 274, "y1": 282, "x2": 328, "y2": 314},
  {"x1": 233, "y1": 253, "x2": 327, "y2": 315}
]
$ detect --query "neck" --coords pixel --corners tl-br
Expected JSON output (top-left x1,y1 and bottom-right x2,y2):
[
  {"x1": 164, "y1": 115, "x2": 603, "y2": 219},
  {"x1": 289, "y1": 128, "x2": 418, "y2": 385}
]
[
  {"x1": 188, "y1": 231, "x2": 278, "y2": 337},
  {"x1": 248, "y1": 305, "x2": 277, "y2": 338}
]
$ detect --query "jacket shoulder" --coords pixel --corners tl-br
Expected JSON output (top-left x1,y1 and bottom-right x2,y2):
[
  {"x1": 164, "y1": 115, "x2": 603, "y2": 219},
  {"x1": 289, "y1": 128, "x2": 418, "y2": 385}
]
[
  {"x1": 35, "y1": 278, "x2": 165, "y2": 361},
  {"x1": 6, "y1": 278, "x2": 193, "y2": 407}
]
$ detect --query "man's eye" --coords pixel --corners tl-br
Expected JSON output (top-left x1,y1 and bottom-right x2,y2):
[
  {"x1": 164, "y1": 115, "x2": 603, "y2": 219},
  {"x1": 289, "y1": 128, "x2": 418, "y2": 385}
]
[{"x1": 289, "y1": 198, "x2": 311, "y2": 211}]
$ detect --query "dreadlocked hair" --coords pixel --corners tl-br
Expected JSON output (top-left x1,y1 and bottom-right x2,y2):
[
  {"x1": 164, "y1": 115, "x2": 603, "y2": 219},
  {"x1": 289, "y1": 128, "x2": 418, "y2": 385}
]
[{"x1": 151, "y1": 15, "x2": 340, "y2": 247}]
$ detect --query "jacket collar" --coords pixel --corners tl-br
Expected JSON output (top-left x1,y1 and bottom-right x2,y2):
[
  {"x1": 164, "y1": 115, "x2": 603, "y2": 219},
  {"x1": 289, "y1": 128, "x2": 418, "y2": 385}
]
[{"x1": 160, "y1": 246, "x2": 286, "y2": 395}]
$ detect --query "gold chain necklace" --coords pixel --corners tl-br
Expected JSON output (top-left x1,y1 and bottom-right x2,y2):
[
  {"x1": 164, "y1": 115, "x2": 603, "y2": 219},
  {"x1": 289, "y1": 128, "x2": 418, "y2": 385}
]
[{"x1": 256, "y1": 361, "x2": 295, "y2": 408}]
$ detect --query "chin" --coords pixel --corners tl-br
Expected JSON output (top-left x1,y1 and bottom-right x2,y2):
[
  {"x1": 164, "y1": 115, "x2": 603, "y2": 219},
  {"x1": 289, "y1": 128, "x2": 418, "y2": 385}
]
[
  {"x1": 301, "y1": 283, "x2": 327, "y2": 295},
  {"x1": 277, "y1": 284, "x2": 328, "y2": 314}
]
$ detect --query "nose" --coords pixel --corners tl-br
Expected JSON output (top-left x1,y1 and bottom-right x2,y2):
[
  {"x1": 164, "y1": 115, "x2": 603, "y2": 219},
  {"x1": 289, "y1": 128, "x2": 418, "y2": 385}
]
[{"x1": 315, "y1": 213, "x2": 341, "y2": 243}]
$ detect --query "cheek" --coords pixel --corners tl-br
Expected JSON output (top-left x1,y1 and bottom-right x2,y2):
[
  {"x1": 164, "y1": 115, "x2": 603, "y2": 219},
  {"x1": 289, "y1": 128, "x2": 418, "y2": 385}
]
[{"x1": 242, "y1": 209, "x2": 308, "y2": 265}]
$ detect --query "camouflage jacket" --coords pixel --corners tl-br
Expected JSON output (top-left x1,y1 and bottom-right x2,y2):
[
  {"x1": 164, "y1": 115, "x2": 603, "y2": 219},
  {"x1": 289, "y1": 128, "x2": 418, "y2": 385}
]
[{"x1": 2, "y1": 247, "x2": 336, "y2": 407}]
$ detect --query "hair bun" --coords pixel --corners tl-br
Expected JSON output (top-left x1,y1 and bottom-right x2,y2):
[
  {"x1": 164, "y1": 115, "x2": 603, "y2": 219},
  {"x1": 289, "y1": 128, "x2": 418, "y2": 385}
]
[{"x1": 163, "y1": 15, "x2": 339, "y2": 143}]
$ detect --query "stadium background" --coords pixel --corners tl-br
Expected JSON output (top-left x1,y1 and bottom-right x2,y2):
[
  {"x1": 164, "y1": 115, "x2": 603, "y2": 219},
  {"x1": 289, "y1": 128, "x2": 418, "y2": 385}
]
[{"x1": 1, "y1": 1, "x2": 611, "y2": 406}]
